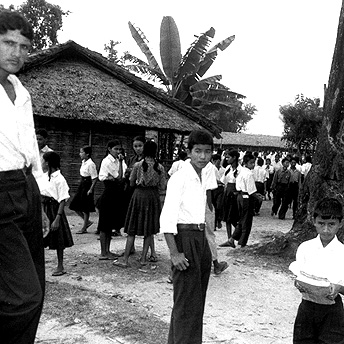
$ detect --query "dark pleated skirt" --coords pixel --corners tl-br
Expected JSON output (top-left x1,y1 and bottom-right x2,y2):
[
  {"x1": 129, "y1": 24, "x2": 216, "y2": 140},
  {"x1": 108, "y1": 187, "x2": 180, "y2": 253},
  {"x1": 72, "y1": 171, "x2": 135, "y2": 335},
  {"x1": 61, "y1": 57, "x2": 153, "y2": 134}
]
[
  {"x1": 223, "y1": 183, "x2": 239, "y2": 225},
  {"x1": 42, "y1": 196, "x2": 74, "y2": 250},
  {"x1": 69, "y1": 176, "x2": 95, "y2": 213},
  {"x1": 124, "y1": 186, "x2": 161, "y2": 237},
  {"x1": 96, "y1": 179, "x2": 126, "y2": 232}
]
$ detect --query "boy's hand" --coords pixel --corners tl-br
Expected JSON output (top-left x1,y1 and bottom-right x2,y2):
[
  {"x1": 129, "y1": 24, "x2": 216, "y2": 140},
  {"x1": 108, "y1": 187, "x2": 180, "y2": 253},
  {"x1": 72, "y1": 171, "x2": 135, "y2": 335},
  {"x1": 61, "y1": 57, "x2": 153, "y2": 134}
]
[
  {"x1": 171, "y1": 252, "x2": 190, "y2": 271},
  {"x1": 42, "y1": 211, "x2": 50, "y2": 238},
  {"x1": 327, "y1": 283, "x2": 341, "y2": 300}
]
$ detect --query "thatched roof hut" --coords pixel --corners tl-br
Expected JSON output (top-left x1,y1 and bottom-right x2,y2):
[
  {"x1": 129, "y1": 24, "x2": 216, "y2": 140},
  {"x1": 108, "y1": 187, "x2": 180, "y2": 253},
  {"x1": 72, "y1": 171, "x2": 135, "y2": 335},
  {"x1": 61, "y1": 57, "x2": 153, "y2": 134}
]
[
  {"x1": 214, "y1": 132, "x2": 286, "y2": 152},
  {"x1": 17, "y1": 40, "x2": 221, "y2": 196}
]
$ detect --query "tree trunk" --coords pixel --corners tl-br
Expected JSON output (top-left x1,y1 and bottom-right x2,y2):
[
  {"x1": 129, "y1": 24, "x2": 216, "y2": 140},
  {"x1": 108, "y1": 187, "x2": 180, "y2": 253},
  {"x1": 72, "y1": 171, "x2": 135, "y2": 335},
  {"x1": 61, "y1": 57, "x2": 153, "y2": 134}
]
[{"x1": 258, "y1": 1, "x2": 344, "y2": 257}]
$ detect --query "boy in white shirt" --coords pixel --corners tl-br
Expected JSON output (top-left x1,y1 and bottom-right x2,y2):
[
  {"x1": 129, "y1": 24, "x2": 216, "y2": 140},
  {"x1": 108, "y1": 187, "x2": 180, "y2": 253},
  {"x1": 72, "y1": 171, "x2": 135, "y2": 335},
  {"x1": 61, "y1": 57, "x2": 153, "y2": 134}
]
[
  {"x1": 290, "y1": 198, "x2": 344, "y2": 343},
  {"x1": 160, "y1": 130, "x2": 215, "y2": 344}
]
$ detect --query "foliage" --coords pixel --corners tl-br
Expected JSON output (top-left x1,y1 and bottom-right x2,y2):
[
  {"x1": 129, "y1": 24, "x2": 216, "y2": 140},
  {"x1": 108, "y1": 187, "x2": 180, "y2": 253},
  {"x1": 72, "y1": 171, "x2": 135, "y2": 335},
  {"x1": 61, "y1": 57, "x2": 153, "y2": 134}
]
[
  {"x1": 207, "y1": 102, "x2": 257, "y2": 133},
  {"x1": 125, "y1": 16, "x2": 248, "y2": 130},
  {"x1": 0, "y1": 0, "x2": 70, "y2": 51},
  {"x1": 103, "y1": 40, "x2": 127, "y2": 66},
  {"x1": 280, "y1": 94, "x2": 323, "y2": 154}
]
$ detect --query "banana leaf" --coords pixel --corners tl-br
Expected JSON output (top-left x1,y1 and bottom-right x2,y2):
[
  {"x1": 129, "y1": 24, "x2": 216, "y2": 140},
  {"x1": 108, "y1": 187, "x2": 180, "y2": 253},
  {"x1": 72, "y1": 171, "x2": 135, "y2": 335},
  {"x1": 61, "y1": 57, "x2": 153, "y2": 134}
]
[
  {"x1": 128, "y1": 21, "x2": 165, "y2": 77},
  {"x1": 123, "y1": 52, "x2": 169, "y2": 85},
  {"x1": 160, "y1": 16, "x2": 182, "y2": 84},
  {"x1": 197, "y1": 35, "x2": 235, "y2": 78},
  {"x1": 174, "y1": 27, "x2": 215, "y2": 86}
]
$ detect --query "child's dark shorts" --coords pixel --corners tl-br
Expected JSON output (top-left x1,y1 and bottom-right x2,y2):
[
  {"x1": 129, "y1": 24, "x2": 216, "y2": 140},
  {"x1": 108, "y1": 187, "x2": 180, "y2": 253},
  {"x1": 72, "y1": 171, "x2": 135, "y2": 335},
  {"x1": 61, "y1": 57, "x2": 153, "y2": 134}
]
[{"x1": 293, "y1": 295, "x2": 344, "y2": 344}]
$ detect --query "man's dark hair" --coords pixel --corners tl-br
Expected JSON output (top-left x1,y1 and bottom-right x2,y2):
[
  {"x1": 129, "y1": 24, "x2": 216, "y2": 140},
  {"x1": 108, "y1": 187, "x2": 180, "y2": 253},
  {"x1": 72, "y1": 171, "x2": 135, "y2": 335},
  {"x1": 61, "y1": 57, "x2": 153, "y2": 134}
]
[
  {"x1": 187, "y1": 130, "x2": 213, "y2": 151},
  {"x1": 313, "y1": 198, "x2": 343, "y2": 221},
  {"x1": 0, "y1": 10, "x2": 33, "y2": 40},
  {"x1": 305, "y1": 155, "x2": 312, "y2": 163}
]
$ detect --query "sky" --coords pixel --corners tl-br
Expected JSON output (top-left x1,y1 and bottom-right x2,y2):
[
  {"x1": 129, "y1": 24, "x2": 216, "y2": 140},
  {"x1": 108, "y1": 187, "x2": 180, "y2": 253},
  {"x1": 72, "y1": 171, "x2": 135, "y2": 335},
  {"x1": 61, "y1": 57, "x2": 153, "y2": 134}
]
[{"x1": 2, "y1": 0, "x2": 343, "y2": 136}]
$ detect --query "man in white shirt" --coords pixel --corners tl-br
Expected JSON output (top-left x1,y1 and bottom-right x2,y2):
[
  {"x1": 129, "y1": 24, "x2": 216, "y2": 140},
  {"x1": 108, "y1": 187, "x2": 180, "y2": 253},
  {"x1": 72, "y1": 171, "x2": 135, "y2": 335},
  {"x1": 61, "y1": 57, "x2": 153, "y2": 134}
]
[
  {"x1": 0, "y1": 11, "x2": 48, "y2": 343},
  {"x1": 36, "y1": 128, "x2": 53, "y2": 171},
  {"x1": 160, "y1": 130, "x2": 214, "y2": 344}
]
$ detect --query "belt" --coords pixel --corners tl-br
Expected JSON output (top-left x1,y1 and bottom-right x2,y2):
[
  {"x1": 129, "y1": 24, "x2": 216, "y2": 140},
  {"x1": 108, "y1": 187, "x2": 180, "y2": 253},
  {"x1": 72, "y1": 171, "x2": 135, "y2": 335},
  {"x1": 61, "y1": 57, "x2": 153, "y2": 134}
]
[
  {"x1": 177, "y1": 223, "x2": 206, "y2": 232},
  {"x1": 0, "y1": 165, "x2": 32, "y2": 181},
  {"x1": 238, "y1": 191, "x2": 249, "y2": 195}
]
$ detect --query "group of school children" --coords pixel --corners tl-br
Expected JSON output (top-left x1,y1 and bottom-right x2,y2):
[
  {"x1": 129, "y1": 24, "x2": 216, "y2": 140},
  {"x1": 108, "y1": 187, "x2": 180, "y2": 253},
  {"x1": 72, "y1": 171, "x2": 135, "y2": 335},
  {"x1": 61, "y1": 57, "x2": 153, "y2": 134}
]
[
  {"x1": 37, "y1": 133, "x2": 168, "y2": 275},
  {"x1": 37, "y1": 127, "x2": 344, "y2": 344}
]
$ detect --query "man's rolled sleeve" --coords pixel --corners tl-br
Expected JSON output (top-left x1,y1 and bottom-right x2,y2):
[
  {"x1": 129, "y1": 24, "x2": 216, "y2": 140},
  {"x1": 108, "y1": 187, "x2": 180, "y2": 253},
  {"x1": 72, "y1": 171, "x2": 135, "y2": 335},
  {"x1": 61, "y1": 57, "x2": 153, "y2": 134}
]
[{"x1": 160, "y1": 175, "x2": 183, "y2": 234}]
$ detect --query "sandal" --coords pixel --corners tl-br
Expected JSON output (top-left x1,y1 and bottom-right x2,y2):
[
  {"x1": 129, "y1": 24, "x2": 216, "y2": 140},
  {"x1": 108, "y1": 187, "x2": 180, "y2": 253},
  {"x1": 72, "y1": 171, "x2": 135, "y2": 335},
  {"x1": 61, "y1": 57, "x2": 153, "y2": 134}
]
[
  {"x1": 113, "y1": 261, "x2": 128, "y2": 268},
  {"x1": 148, "y1": 255, "x2": 158, "y2": 262}
]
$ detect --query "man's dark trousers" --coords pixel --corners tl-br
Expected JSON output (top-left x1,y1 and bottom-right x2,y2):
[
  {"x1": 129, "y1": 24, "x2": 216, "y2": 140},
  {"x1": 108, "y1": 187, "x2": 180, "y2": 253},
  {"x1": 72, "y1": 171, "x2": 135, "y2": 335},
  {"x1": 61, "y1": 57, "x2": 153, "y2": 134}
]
[
  {"x1": 0, "y1": 169, "x2": 45, "y2": 344},
  {"x1": 168, "y1": 228, "x2": 212, "y2": 344}
]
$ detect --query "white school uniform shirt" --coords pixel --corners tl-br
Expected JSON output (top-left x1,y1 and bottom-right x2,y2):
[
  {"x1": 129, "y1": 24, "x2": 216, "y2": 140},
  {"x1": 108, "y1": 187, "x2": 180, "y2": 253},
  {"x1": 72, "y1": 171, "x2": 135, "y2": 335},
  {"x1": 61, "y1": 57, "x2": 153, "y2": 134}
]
[
  {"x1": 80, "y1": 158, "x2": 98, "y2": 179},
  {"x1": 0, "y1": 74, "x2": 42, "y2": 179},
  {"x1": 160, "y1": 160, "x2": 217, "y2": 234},
  {"x1": 98, "y1": 154, "x2": 127, "y2": 181},
  {"x1": 253, "y1": 165, "x2": 268, "y2": 183},
  {"x1": 215, "y1": 165, "x2": 226, "y2": 182},
  {"x1": 221, "y1": 164, "x2": 242, "y2": 185},
  {"x1": 40, "y1": 170, "x2": 70, "y2": 203},
  {"x1": 235, "y1": 166, "x2": 257, "y2": 196},
  {"x1": 289, "y1": 235, "x2": 344, "y2": 287},
  {"x1": 168, "y1": 159, "x2": 186, "y2": 176}
]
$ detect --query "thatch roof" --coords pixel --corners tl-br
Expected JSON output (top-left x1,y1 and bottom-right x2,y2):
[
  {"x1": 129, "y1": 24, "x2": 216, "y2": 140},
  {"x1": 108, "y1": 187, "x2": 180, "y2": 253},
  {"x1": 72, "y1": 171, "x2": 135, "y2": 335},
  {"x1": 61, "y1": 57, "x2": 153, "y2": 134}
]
[
  {"x1": 214, "y1": 132, "x2": 286, "y2": 149},
  {"x1": 18, "y1": 41, "x2": 221, "y2": 138}
]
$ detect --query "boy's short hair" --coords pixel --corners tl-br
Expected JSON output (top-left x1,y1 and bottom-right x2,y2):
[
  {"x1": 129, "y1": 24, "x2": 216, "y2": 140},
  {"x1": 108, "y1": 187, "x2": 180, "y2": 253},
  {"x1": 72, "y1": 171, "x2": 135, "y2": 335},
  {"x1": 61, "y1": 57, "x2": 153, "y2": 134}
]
[
  {"x1": 257, "y1": 157, "x2": 264, "y2": 166},
  {"x1": 281, "y1": 158, "x2": 289, "y2": 164},
  {"x1": 187, "y1": 130, "x2": 213, "y2": 151},
  {"x1": 82, "y1": 145, "x2": 92, "y2": 157},
  {"x1": 0, "y1": 10, "x2": 33, "y2": 41},
  {"x1": 313, "y1": 198, "x2": 343, "y2": 221},
  {"x1": 243, "y1": 153, "x2": 254, "y2": 165},
  {"x1": 178, "y1": 150, "x2": 187, "y2": 160}
]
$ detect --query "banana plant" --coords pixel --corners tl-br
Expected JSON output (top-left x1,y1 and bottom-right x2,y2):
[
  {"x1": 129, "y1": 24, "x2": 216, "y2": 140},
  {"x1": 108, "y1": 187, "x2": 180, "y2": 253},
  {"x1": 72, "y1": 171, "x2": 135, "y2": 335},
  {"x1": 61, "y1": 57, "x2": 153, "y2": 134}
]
[{"x1": 126, "y1": 16, "x2": 244, "y2": 114}]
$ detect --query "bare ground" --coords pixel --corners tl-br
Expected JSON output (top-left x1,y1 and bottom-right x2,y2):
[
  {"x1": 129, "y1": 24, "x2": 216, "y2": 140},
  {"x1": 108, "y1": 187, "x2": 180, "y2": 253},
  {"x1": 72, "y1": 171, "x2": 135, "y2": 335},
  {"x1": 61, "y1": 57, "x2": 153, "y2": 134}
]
[{"x1": 36, "y1": 200, "x2": 301, "y2": 344}]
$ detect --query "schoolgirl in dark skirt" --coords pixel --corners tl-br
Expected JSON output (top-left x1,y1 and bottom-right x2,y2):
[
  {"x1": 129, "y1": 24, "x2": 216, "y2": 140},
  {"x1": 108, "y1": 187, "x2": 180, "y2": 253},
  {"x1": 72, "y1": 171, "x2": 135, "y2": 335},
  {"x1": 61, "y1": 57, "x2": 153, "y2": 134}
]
[
  {"x1": 115, "y1": 141, "x2": 166, "y2": 267},
  {"x1": 219, "y1": 150, "x2": 241, "y2": 248},
  {"x1": 69, "y1": 145, "x2": 98, "y2": 233},
  {"x1": 41, "y1": 151, "x2": 73, "y2": 276},
  {"x1": 96, "y1": 140, "x2": 127, "y2": 260}
]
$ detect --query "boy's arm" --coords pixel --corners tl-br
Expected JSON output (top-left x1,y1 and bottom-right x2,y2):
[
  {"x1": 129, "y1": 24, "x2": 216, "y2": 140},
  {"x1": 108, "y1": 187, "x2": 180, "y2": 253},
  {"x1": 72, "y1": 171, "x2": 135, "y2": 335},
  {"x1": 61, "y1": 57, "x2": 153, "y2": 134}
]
[{"x1": 164, "y1": 233, "x2": 190, "y2": 271}]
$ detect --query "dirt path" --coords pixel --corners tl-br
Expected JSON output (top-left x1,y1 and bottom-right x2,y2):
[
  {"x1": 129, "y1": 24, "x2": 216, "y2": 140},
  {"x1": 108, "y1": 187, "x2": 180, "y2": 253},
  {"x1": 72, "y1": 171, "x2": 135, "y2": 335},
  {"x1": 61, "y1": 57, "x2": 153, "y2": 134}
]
[{"x1": 36, "y1": 200, "x2": 301, "y2": 344}]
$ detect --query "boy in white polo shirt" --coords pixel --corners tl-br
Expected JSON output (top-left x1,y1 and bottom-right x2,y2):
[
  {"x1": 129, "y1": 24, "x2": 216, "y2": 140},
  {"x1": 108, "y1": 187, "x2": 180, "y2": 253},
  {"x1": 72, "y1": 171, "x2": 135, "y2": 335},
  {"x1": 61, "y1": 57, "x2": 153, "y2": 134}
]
[{"x1": 290, "y1": 197, "x2": 344, "y2": 343}]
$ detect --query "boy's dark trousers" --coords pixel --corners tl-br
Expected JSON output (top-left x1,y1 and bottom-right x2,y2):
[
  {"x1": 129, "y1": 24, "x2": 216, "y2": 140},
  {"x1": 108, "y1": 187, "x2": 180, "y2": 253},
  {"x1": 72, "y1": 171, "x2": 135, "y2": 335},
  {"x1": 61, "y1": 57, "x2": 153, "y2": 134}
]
[
  {"x1": 293, "y1": 296, "x2": 344, "y2": 344},
  {"x1": 232, "y1": 194, "x2": 254, "y2": 247},
  {"x1": 272, "y1": 183, "x2": 289, "y2": 219},
  {"x1": 254, "y1": 181, "x2": 264, "y2": 214},
  {"x1": 0, "y1": 169, "x2": 45, "y2": 344},
  {"x1": 168, "y1": 226, "x2": 212, "y2": 344},
  {"x1": 287, "y1": 182, "x2": 299, "y2": 218}
]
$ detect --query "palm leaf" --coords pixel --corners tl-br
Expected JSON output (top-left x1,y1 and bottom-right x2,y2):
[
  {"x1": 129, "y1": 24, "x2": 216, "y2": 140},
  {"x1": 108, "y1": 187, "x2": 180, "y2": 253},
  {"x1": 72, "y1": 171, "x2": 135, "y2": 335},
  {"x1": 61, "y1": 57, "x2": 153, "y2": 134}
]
[
  {"x1": 174, "y1": 27, "x2": 215, "y2": 85},
  {"x1": 128, "y1": 21, "x2": 165, "y2": 76},
  {"x1": 160, "y1": 16, "x2": 182, "y2": 84}
]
